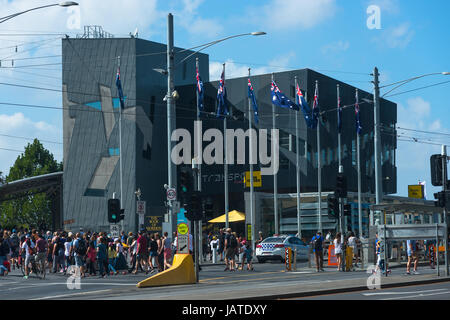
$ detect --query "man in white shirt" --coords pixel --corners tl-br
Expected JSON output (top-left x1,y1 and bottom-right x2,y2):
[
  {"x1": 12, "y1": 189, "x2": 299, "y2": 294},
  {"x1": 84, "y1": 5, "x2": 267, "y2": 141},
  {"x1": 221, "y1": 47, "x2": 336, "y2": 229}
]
[{"x1": 21, "y1": 236, "x2": 35, "y2": 279}]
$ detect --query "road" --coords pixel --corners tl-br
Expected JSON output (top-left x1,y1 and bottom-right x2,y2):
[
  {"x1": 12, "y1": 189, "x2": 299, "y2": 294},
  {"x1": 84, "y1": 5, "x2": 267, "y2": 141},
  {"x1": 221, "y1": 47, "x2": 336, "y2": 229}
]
[
  {"x1": 1, "y1": 260, "x2": 449, "y2": 300},
  {"x1": 294, "y1": 281, "x2": 450, "y2": 300}
]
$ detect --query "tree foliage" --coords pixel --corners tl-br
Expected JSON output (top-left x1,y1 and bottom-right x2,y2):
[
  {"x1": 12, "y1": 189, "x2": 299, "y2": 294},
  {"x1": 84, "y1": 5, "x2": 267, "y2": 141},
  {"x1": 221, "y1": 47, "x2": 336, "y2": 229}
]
[{"x1": 0, "y1": 139, "x2": 62, "y2": 230}]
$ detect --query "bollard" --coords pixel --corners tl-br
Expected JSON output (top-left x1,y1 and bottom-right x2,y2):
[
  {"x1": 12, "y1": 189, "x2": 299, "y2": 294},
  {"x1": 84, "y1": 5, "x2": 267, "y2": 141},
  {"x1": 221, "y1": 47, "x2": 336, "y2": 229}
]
[
  {"x1": 212, "y1": 247, "x2": 217, "y2": 264},
  {"x1": 293, "y1": 249, "x2": 297, "y2": 271}
]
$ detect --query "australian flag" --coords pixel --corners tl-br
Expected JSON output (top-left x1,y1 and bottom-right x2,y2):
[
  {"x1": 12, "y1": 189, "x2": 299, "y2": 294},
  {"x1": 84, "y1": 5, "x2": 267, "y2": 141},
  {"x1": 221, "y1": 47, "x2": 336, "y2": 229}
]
[
  {"x1": 271, "y1": 81, "x2": 299, "y2": 111},
  {"x1": 296, "y1": 84, "x2": 314, "y2": 128},
  {"x1": 311, "y1": 82, "x2": 320, "y2": 128},
  {"x1": 216, "y1": 69, "x2": 228, "y2": 118},
  {"x1": 196, "y1": 67, "x2": 204, "y2": 117},
  {"x1": 248, "y1": 78, "x2": 259, "y2": 124},
  {"x1": 355, "y1": 89, "x2": 362, "y2": 135},
  {"x1": 116, "y1": 69, "x2": 125, "y2": 109}
]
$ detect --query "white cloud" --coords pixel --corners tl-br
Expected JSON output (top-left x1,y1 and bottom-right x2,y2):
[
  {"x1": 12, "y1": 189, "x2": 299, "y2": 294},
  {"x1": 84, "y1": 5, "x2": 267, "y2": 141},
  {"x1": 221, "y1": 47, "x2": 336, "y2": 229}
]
[
  {"x1": 373, "y1": 22, "x2": 415, "y2": 49},
  {"x1": 321, "y1": 40, "x2": 350, "y2": 55},
  {"x1": 253, "y1": 0, "x2": 337, "y2": 31},
  {"x1": 0, "y1": 112, "x2": 62, "y2": 175}
]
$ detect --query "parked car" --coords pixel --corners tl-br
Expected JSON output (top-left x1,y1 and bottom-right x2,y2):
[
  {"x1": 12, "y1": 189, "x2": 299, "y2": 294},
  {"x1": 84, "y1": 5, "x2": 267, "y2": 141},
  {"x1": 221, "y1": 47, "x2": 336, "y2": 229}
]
[{"x1": 255, "y1": 235, "x2": 309, "y2": 263}]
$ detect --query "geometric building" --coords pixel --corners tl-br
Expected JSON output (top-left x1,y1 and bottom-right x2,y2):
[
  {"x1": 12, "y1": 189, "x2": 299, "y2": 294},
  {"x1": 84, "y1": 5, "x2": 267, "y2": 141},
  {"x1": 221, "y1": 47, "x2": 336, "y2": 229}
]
[{"x1": 61, "y1": 35, "x2": 397, "y2": 238}]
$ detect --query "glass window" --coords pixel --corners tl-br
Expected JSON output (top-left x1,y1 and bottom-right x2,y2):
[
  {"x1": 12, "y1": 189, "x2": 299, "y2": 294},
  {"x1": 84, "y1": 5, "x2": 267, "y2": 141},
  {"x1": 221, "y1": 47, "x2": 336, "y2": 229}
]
[{"x1": 262, "y1": 237, "x2": 285, "y2": 244}]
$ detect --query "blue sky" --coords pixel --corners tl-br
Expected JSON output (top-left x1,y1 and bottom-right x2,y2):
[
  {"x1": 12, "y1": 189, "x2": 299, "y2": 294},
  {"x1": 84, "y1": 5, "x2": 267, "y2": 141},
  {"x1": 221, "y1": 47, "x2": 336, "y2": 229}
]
[{"x1": 0, "y1": 0, "x2": 449, "y2": 198}]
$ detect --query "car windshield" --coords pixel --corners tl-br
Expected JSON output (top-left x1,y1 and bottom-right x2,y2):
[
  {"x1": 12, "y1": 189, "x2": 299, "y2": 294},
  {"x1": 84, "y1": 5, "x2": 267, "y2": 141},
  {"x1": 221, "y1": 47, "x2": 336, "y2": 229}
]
[{"x1": 262, "y1": 237, "x2": 285, "y2": 243}]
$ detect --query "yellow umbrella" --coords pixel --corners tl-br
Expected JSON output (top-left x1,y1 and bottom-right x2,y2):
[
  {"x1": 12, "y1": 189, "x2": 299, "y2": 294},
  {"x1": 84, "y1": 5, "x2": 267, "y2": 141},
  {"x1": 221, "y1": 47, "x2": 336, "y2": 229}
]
[{"x1": 208, "y1": 210, "x2": 245, "y2": 223}]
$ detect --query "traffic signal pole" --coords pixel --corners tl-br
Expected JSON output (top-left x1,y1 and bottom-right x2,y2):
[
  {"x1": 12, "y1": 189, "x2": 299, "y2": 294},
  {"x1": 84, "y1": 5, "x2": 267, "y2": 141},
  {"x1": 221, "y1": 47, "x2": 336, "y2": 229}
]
[{"x1": 442, "y1": 145, "x2": 448, "y2": 276}]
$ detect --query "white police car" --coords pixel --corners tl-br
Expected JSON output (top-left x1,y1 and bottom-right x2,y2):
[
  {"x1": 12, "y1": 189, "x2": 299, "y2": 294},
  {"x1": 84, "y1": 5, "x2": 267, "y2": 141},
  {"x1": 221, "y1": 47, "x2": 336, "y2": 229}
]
[{"x1": 255, "y1": 235, "x2": 309, "y2": 263}]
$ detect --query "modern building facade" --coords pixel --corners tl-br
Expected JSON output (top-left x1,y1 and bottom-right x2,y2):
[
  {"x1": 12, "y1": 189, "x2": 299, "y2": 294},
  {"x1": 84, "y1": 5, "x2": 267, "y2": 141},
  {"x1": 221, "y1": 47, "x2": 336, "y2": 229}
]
[{"x1": 62, "y1": 36, "x2": 397, "y2": 237}]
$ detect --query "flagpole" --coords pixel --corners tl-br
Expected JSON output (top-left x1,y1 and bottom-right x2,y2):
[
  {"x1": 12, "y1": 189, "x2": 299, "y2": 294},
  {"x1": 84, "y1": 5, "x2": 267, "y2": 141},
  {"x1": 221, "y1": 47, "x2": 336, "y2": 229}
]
[
  {"x1": 117, "y1": 56, "x2": 124, "y2": 232},
  {"x1": 248, "y1": 68, "x2": 255, "y2": 254},
  {"x1": 316, "y1": 80, "x2": 322, "y2": 234},
  {"x1": 337, "y1": 84, "x2": 342, "y2": 168},
  {"x1": 295, "y1": 76, "x2": 301, "y2": 239},
  {"x1": 271, "y1": 73, "x2": 279, "y2": 235},
  {"x1": 356, "y1": 89, "x2": 362, "y2": 238},
  {"x1": 195, "y1": 57, "x2": 203, "y2": 262},
  {"x1": 223, "y1": 63, "x2": 229, "y2": 229}
]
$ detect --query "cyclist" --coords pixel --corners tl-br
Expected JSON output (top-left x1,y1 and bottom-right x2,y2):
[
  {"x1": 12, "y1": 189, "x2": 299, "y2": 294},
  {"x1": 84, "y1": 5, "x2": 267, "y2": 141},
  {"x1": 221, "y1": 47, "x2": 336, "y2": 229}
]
[
  {"x1": 35, "y1": 234, "x2": 48, "y2": 276},
  {"x1": 21, "y1": 235, "x2": 35, "y2": 279}
]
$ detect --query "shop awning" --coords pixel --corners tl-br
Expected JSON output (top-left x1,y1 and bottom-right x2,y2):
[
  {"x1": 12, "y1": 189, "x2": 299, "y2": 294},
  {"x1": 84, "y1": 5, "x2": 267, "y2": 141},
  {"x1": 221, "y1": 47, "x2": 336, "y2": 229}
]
[{"x1": 208, "y1": 210, "x2": 245, "y2": 223}]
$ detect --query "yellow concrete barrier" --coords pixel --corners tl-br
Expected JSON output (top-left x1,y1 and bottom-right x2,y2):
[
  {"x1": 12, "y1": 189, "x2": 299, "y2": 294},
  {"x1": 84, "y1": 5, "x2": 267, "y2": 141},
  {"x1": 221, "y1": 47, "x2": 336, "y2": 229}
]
[{"x1": 136, "y1": 254, "x2": 196, "y2": 288}]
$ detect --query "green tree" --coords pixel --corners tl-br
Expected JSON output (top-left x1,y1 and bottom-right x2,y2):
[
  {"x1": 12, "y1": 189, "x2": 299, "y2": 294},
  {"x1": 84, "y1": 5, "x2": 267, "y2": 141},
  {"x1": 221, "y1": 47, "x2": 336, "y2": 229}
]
[{"x1": 0, "y1": 139, "x2": 62, "y2": 230}]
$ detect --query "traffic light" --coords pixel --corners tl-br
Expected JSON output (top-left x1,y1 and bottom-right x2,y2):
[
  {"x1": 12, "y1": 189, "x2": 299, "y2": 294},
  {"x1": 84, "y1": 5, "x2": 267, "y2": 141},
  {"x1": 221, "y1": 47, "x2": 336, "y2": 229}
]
[
  {"x1": 434, "y1": 191, "x2": 450, "y2": 208},
  {"x1": 119, "y1": 209, "x2": 125, "y2": 221},
  {"x1": 204, "y1": 200, "x2": 214, "y2": 220},
  {"x1": 108, "y1": 198, "x2": 121, "y2": 223},
  {"x1": 327, "y1": 194, "x2": 339, "y2": 220},
  {"x1": 179, "y1": 167, "x2": 193, "y2": 206},
  {"x1": 190, "y1": 191, "x2": 202, "y2": 221},
  {"x1": 335, "y1": 173, "x2": 347, "y2": 198},
  {"x1": 430, "y1": 155, "x2": 443, "y2": 186},
  {"x1": 343, "y1": 204, "x2": 351, "y2": 216}
]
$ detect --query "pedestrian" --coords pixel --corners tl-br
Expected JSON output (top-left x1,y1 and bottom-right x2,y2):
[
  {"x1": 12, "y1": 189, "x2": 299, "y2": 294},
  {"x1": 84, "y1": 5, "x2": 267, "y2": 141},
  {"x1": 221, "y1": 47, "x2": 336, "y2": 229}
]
[
  {"x1": 224, "y1": 228, "x2": 237, "y2": 272},
  {"x1": 210, "y1": 236, "x2": 219, "y2": 263},
  {"x1": 148, "y1": 234, "x2": 158, "y2": 272},
  {"x1": 162, "y1": 232, "x2": 172, "y2": 270},
  {"x1": 8, "y1": 229, "x2": 19, "y2": 270},
  {"x1": 133, "y1": 230, "x2": 149, "y2": 274},
  {"x1": 0, "y1": 234, "x2": 10, "y2": 276},
  {"x1": 334, "y1": 232, "x2": 343, "y2": 271},
  {"x1": 96, "y1": 236, "x2": 108, "y2": 277},
  {"x1": 52, "y1": 235, "x2": 65, "y2": 273},
  {"x1": 406, "y1": 239, "x2": 419, "y2": 275},
  {"x1": 347, "y1": 231, "x2": 359, "y2": 269},
  {"x1": 107, "y1": 243, "x2": 119, "y2": 275},
  {"x1": 156, "y1": 232, "x2": 164, "y2": 272},
  {"x1": 237, "y1": 238, "x2": 246, "y2": 271},
  {"x1": 114, "y1": 238, "x2": 127, "y2": 271},
  {"x1": 128, "y1": 235, "x2": 138, "y2": 273},
  {"x1": 244, "y1": 240, "x2": 254, "y2": 271},
  {"x1": 21, "y1": 235, "x2": 35, "y2": 279},
  {"x1": 86, "y1": 241, "x2": 97, "y2": 276},
  {"x1": 311, "y1": 231, "x2": 324, "y2": 272},
  {"x1": 72, "y1": 233, "x2": 87, "y2": 278},
  {"x1": 257, "y1": 231, "x2": 264, "y2": 244}
]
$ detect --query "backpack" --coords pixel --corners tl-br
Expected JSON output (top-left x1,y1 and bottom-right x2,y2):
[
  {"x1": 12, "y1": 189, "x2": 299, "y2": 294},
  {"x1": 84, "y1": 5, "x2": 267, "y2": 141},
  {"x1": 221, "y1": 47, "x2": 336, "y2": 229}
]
[
  {"x1": 229, "y1": 235, "x2": 238, "y2": 249},
  {"x1": 312, "y1": 237, "x2": 322, "y2": 251},
  {"x1": 75, "y1": 239, "x2": 87, "y2": 255}
]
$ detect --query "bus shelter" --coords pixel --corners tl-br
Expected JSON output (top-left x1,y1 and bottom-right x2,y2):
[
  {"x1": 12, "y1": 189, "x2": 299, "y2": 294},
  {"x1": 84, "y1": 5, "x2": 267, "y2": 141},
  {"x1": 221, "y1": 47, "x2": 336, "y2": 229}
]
[{"x1": 371, "y1": 203, "x2": 449, "y2": 277}]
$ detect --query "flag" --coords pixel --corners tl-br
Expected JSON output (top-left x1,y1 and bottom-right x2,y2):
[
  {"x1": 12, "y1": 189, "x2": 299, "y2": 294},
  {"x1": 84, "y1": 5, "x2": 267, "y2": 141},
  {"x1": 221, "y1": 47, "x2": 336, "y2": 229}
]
[
  {"x1": 271, "y1": 80, "x2": 299, "y2": 111},
  {"x1": 311, "y1": 82, "x2": 319, "y2": 128},
  {"x1": 196, "y1": 67, "x2": 204, "y2": 117},
  {"x1": 216, "y1": 69, "x2": 228, "y2": 118},
  {"x1": 248, "y1": 78, "x2": 259, "y2": 124},
  {"x1": 116, "y1": 69, "x2": 125, "y2": 109},
  {"x1": 296, "y1": 83, "x2": 314, "y2": 128},
  {"x1": 355, "y1": 89, "x2": 362, "y2": 135},
  {"x1": 337, "y1": 94, "x2": 343, "y2": 134}
]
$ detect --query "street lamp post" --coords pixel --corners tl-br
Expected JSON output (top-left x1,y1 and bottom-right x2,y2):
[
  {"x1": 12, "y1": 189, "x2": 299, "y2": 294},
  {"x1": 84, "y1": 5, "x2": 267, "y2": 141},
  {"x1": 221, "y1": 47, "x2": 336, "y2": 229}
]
[{"x1": 0, "y1": 2, "x2": 78, "y2": 24}]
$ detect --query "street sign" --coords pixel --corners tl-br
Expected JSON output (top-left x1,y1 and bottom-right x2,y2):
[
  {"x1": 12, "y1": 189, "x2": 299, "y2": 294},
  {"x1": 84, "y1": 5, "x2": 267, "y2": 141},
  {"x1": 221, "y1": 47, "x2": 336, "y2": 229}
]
[
  {"x1": 177, "y1": 234, "x2": 189, "y2": 254},
  {"x1": 177, "y1": 223, "x2": 189, "y2": 235},
  {"x1": 167, "y1": 188, "x2": 177, "y2": 201},
  {"x1": 136, "y1": 200, "x2": 146, "y2": 214},
  {"x1": 408, "y1": 185, "x2": 424, "y2": 199},
  {"x1": 138, "y1": 213, "x2": 144, "y2": 226},
  {"x1": 172, "y1": 201, "x2": 180, "y2": 214},
  {"x1": 244, "y1": 171, "x2": 262, "y2": 187},
  {"x1": 110, "y1": 224, "x2": 120, "y2": 238},
  {"x1": 247, "y1": 224, "x2": 252, "y2": 241}
]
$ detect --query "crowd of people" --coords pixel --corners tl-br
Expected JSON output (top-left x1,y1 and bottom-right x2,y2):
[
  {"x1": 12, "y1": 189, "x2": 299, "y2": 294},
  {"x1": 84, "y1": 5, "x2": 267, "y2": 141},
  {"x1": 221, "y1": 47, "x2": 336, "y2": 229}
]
[
  {"x1": 0, "y1": 227, "x2": 176, "y2": 278},
  {"x1": 203, "y1": 227, "x2": 255, "y2": 271}
]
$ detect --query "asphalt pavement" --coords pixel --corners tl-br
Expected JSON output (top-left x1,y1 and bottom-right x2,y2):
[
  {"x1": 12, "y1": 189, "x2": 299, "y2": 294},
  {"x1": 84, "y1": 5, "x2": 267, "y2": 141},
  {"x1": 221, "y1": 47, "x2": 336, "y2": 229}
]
[{"x1": 1, "y1": 259, "x2": 449, "y2": 300}]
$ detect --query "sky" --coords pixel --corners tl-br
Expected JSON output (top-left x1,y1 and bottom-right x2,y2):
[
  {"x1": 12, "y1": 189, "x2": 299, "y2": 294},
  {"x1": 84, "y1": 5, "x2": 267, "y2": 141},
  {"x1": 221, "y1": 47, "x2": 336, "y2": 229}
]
[{"x1": 0, "y1": 0, "x2": 449, "y2": 198}]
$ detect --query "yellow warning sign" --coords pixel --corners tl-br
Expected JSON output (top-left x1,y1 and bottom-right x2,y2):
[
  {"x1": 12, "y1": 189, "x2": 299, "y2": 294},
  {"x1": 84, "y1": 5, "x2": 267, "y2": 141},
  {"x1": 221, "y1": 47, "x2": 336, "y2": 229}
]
[
  {"x1": 408, "y1": 185, "x2": 424, "y2": 199},
  {"x1": 244, "y1": 171, "x2": 262, "y2": 187},
  {"x1": 177, "y1": 223, "x2": 189, "y2": 235}
]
